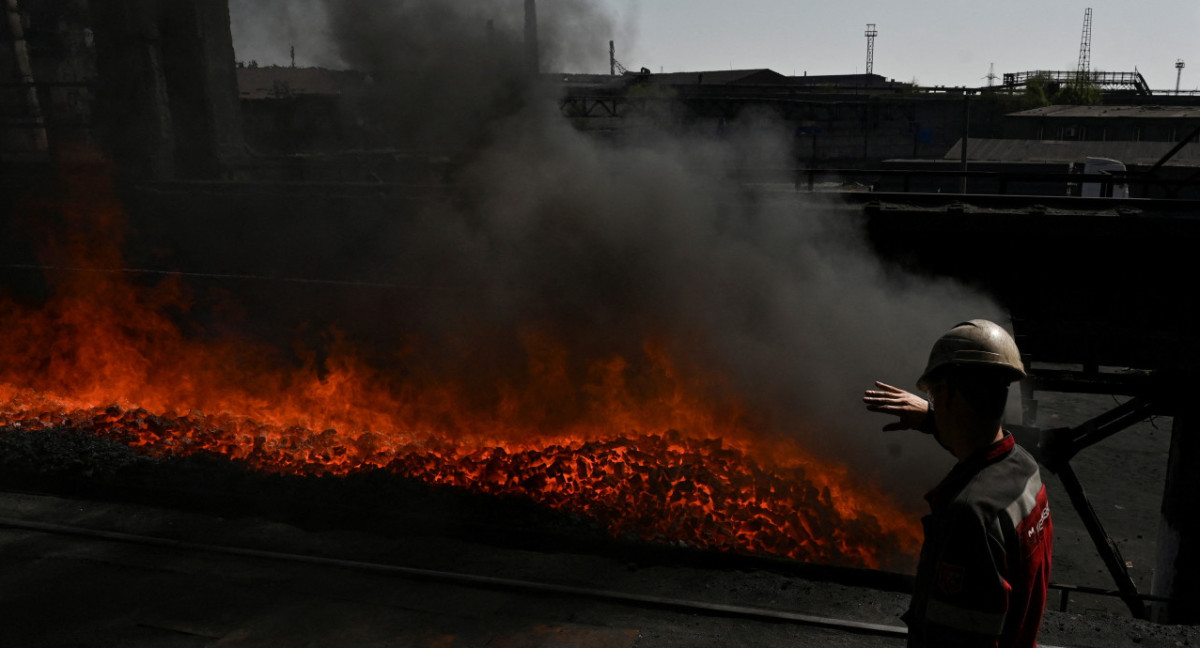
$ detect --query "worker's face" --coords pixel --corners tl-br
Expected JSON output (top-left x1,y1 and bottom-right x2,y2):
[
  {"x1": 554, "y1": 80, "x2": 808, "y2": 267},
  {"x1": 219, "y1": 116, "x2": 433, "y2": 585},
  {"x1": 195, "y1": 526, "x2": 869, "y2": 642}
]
[
  {"x1": 925, "y1": 379, "x2": 946, "y2": 412},
  {"x1": 925, "y1": 379, "x2": 956, "y2": 452}
]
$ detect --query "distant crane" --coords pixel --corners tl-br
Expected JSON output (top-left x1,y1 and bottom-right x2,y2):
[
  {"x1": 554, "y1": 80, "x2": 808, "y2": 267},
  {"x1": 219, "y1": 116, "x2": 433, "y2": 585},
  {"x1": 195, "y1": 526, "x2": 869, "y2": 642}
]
[
  {"x1": 1177, "y1": 59, "x2": 1186, "y2": 95},
  {"x1": 864, "y1": 23, "x2": 878, "y2": 75},
  {"x1": 1076, "y1": 8, "x2": 1092, "y2": 84}
]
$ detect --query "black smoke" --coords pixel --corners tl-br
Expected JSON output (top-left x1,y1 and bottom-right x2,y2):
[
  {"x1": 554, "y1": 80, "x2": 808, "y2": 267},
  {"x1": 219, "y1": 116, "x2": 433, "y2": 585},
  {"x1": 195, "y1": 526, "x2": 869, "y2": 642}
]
[{"x1": 223, "y1": 0, "x2": 1003, "y2": 502}]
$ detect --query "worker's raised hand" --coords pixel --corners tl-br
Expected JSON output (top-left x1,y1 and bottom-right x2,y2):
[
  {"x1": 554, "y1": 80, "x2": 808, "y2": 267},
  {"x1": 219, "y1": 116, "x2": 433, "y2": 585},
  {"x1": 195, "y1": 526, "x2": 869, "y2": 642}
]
[{"x1": 863, "y1": 381, "x2": 930, "y2": 432}]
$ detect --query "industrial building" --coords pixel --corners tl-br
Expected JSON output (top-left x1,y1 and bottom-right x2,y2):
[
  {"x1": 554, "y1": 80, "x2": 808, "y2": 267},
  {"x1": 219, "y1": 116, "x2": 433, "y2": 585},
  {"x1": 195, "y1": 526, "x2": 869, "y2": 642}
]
[
  {"x1": 6, "y1": 1, "x2": 1200, "y2": 645},
  {"x1": 1003, "y1": 104, "x2": 1200, "y2": 143}
]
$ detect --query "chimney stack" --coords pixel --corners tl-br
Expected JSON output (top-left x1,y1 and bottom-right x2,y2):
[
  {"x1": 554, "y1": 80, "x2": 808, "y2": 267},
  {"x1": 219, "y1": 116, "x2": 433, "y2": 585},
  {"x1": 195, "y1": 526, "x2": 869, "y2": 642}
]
[{"x1": 524, "y1": 0, "x2": 540, "y2": 76}]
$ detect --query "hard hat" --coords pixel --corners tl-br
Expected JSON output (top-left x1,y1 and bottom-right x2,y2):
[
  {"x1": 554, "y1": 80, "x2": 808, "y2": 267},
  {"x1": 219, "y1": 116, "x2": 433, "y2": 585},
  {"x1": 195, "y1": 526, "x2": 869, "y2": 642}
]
[{"x1": 917, "y1": 319, "x2": 1026, "y2": 391}]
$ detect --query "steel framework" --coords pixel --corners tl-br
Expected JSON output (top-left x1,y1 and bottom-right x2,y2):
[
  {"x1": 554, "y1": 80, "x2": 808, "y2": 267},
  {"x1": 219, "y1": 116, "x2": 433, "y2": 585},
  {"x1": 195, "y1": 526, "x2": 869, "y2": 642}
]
[
  {"x1": 864, "y1": 24, "x2": 877, "y2": 75},
  {"x1": 1002, "y1": 69, "x2": 1151, "y2": 95},
  {"x1": 1076, "y1": 8, "x2": 1093, "y2": 82}
]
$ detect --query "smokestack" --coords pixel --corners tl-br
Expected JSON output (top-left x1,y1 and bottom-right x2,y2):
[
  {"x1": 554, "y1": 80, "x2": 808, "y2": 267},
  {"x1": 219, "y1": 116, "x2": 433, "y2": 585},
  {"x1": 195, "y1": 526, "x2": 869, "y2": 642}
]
[{"x1": 524, "y1": 0, "x2": 539, "y2": 76}]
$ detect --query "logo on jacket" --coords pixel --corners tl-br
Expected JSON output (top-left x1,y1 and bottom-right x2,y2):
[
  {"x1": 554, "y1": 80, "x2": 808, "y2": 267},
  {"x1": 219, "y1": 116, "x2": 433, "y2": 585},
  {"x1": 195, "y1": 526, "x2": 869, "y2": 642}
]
[
  {"x1": 1025, "y1": 504, "x2": 1051, "y2": 546},
  {"x1": 937, "y1": 561, "x2": 965, "y2": 594}
]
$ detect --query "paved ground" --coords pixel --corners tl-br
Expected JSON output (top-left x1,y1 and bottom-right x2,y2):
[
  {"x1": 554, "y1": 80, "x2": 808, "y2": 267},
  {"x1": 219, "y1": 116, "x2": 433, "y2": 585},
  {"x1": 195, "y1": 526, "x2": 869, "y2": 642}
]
[
  {"x1": 1, "y1": 486, "x2": 1197, "y2": 648},
  {"x1": 0, "y1": 491, "x2": 907, "y2": 648}
]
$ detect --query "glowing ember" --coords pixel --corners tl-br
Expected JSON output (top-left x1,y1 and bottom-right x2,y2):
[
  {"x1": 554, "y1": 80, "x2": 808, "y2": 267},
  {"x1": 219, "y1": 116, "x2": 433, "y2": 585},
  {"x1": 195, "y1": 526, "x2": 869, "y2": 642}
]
[
  {"x1": 0, "y1": 169, "x2": 920, "y2": 571},
  {"x1": 0, "y1": 404, "x2": 912, "y2": 568}
]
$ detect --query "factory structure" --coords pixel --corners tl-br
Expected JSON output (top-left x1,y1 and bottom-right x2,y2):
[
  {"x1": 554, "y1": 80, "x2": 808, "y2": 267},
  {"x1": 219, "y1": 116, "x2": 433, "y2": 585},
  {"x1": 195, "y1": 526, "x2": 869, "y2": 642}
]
[
  {"x1": 4, "y1": 0, "x2": 1198, "y2": 186},
  {"x1": 6, "y1": 0, "x2": 1200, "y2": 642}
]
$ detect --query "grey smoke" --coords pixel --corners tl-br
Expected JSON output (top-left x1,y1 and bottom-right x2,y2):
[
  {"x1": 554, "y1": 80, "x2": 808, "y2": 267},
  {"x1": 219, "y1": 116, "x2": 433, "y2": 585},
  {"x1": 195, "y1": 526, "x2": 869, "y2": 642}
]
[
  {"x1": 228, "y1": 0, "x2": 610, "y2": 150},
  {"x1": 226, "y1": 0, "x2": 1003, "y2": 504},
  {"x1": 227, "y1": 0, "x2": 337, "y2": 68},
  {"x1": 461, "y1": 111, "x2": 999, "y2": 498}
]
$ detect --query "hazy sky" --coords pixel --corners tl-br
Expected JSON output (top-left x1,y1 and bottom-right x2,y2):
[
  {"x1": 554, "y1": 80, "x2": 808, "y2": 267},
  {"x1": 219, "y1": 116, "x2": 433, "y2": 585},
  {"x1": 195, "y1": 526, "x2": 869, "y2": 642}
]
[
  {"x1": 602, "y1": 0, "x2": 1198, "y2": 89},
  {"x1": 232, "y1": 1, "x2": 1198, "y2": 90}
]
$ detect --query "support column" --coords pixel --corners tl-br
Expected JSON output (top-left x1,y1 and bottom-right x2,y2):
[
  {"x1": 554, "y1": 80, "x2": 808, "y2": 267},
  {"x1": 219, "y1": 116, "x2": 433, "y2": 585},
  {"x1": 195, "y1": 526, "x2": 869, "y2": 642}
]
[
  {"x1": 159, "y1": 0, "x2": 243, "y2": 178},
  {"x1": 1152, "y1": 415, "x2": 1200, "y2": 623},
  {"x1": 90, "y1": 0, "x2": 174, "y2": 180},
  {"x1": 4, "y1": 0, "x2": 49, "y2": 153},
  {"x1": 523, "y1": 0, "x2": 539, "y2": 77},
  {"x1": 89, "y1": 0, "x2": 242, "y2": 180},
  {"x1": 959, "y1": 94, "x2": 970, "y2": 194}
]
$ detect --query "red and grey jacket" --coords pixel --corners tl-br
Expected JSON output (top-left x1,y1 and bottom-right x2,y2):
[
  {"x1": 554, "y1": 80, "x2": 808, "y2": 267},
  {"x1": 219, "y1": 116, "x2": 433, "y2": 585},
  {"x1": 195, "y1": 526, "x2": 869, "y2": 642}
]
[{"x1": 906, "y1": 433, "x2": 1053, "y2": 648}]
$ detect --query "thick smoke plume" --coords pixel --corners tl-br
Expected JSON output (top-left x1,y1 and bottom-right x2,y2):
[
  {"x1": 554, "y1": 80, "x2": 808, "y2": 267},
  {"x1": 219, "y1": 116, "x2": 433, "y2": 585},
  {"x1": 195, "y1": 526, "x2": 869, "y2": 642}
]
[{"x1": 224, "y1": 0, "x2": 1003, "y2": 502}]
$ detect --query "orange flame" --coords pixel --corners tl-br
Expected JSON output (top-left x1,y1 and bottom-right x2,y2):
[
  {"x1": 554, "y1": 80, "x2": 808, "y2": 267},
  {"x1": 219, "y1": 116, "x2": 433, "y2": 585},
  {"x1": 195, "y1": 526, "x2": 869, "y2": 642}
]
[{"x1": 0, "y1": 169, "x2": 920, "y2": 570}]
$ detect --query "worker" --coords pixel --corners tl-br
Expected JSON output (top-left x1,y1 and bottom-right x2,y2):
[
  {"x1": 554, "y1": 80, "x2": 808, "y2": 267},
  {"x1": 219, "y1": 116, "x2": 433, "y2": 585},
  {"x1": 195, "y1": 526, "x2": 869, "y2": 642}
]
[{"x1": 864, "y1": 319, "x2": 1052, "y2": 648}]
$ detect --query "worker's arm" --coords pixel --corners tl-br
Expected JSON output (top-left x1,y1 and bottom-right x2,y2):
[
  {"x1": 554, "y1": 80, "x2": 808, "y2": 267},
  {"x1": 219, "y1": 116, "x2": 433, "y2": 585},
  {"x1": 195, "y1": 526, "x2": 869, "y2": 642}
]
[{"x1": 863, "y1": 381, "x2": 936, "y2": 433}]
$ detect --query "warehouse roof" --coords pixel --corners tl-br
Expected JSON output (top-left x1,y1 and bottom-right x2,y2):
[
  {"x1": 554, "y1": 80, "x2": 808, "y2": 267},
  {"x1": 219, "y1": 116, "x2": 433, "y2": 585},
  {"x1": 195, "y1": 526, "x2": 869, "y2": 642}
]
[
  {"x1": 945, "y1": 137, "x2": 1200, "y2": 166},
  {"x1": 1008, "y1": 105, "x2": 1200, "y2": 120}
]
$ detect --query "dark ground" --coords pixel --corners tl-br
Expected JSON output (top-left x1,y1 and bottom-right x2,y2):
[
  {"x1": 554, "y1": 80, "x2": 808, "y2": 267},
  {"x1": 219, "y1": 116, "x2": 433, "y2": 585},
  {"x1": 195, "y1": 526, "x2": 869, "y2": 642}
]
[
  {"x1": 0, "y1": 390, "x2": 1197, "y2": 647},
  {"x1": 1033, "y1": 390, "x2": 1172, "y2": 618}
]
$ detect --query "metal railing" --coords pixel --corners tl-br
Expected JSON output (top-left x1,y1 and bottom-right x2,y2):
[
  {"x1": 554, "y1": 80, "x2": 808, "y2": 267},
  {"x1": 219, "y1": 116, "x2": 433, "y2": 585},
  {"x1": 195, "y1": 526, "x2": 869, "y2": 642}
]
[
  {"x1": 1002, "y1": 70, "x2": 1151, "y2": 95},
  {"x1": 783, "y1": 167, "x2": 1135, "y2": 197}
]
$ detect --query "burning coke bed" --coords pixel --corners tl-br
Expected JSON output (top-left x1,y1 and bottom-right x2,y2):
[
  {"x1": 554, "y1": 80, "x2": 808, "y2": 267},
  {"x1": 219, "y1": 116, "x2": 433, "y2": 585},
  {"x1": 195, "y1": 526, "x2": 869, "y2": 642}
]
[{"x1": 0, "y1": 171, "x2": 920, "y2": 573}]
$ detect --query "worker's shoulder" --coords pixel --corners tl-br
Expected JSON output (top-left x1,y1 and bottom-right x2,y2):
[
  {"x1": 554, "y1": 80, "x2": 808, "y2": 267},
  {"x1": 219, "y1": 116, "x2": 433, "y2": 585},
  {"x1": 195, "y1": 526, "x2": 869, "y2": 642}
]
[{"x1": 951, "y1": 444, "x2": 1043, "y2": 523}]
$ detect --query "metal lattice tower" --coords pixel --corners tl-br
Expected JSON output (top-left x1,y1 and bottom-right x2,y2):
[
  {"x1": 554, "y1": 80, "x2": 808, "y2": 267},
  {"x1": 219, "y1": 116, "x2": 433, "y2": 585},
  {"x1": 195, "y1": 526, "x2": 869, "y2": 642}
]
[
  {"x1": 1177, "y1": 59, "x2": 1186, "y2": 95},
  {"x1": 1076, "y1": 8, "x2": 1092, "y2": 82},
  {"x1": 864, "y1": 24, "x2": 877, "y2": 75},
  {"x1": 608, "y1": 40, "x2": 628, "y2": 76}
]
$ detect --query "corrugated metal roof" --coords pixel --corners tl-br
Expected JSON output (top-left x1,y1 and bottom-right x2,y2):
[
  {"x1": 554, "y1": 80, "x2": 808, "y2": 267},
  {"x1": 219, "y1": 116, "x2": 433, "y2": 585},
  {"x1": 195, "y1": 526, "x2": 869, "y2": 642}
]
[
  {"x1": 236, "y1": 66, "x2": 365, "y2": 100},
  {"x1": 1008, "y1": 105, "x2": 1200, "y2": 120},
  {"x1": 944, "y1": 138, "x2": 1200, "y2": 166}
]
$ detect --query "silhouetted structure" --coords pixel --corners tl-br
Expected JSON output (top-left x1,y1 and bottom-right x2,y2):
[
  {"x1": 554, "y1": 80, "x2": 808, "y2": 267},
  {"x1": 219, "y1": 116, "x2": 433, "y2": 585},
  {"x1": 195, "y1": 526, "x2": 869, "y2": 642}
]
[{"x1": 90, "y1": 0, "x2": 243, "y2": 179}]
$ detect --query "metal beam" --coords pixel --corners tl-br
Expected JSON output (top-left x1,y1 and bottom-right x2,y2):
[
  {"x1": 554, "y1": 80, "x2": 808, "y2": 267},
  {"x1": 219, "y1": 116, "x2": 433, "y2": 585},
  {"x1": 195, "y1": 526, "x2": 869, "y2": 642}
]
[
  {"x1": 1146, "y1": 124, "x2": 1200, "y2": 181},
  {"x1": 1041, "y1": 396, "x2": 1159, "y2": 467},
  {"x1": 1024, "y1": 369, "x2": 1153, "y2": 397},
  {"x1": 1055, "y1": 461, "x2": 1149, "y2": 619},
  {"x1": 1012, "y1": 371, "x2": 1173, "y2": 620}
]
